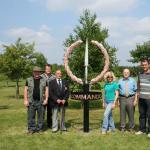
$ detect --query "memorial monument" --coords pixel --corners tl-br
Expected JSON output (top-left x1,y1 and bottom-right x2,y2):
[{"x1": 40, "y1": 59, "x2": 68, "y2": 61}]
[{"x1": 64, "y1": 39, "x2": 110, "y2": 132}]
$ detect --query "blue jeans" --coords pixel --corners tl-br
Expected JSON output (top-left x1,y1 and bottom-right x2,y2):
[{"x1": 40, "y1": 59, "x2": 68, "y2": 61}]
[
  {"x1": 28, "y1": 101, "x2": 45, "y2": 132},
  {"x1": 101, "y1": 102, "x2": 115, "y2": 132}
]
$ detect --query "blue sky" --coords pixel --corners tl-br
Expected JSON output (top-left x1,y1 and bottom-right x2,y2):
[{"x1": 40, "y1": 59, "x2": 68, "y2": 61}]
[{"x1": 0, "y1": 0, "x2": 150, "y2": 66}]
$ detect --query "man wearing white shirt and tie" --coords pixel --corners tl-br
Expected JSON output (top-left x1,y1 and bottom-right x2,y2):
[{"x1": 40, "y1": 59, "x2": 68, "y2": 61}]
[{"x1": 49, "y1": 69, "x2": 69, "y2": 132}]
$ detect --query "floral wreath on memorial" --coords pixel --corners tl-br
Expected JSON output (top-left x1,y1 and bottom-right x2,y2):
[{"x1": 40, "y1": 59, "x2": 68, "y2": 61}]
[{"x1": 64, "y1": 40, "x2": 109, "y2": 85}]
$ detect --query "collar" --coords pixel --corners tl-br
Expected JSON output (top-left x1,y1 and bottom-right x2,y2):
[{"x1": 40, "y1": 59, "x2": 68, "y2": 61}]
[
  {"x1": 123, "y1": 77, "x2": 130, "y2": 81},
  {"x1": 142, "y1": 70, "x2": 150, "y2": 74},
  {"x1": 44, "y1": 73, "x2": 52, "y2": 78},
  {"x1": 57, "y1": 78, "x2": 62, "y2": 81},
  {"x1": 106, "y1": 81, "x2": 114, "y2": 85},
  {"x1": 33, "y1": 76, "x2": 42, "y2": 80}
]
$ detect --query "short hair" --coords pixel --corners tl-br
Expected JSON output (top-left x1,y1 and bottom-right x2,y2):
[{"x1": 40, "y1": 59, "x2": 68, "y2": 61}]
[
  {"x1": 140, "y1": 59, "x2": 149, "y2": 64},
  {"x1": 123, "y1": 68, "x2": 130, "y2": 73},
  {"x1": 45, "y1": 64, "x2": 52, "y2": 68},
  {"x1": 104, "y1": 71, "x2": 116, "y2": 81}
]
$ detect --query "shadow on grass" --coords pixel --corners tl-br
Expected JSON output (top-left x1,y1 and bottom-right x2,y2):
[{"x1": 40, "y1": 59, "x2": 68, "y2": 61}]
[
  {"x1": 112, "y1": 122, "x2": 139, "y2": 131},
  {"x1": 0, "y1": 105, "x2": 9, "y2": 109},
  {"x1": 43, "y1": 118, "x2": 79, "y2": 131},
  {"x1": 66, "y1": 118, "x2": 82, "y2": 128},
  {"x1": 68, "y1": 100, "x2": 102, "y2": 109}
]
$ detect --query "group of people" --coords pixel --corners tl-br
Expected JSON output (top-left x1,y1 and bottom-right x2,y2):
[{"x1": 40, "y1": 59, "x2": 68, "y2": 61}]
[
  {"x1": 24, "y1": 64, "x2": 69, "y2": 134},
  {"x1": 24, "y1": 59, "x2": 150, "y2": 138},
  {"x1": 102, "y1": 59, "x2": 150, "y2": 138}
]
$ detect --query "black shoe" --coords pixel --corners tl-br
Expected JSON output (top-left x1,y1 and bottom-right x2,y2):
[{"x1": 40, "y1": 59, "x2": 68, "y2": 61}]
[{"x1": 47, "y1": 124, "x2": 52, "y2": 128}]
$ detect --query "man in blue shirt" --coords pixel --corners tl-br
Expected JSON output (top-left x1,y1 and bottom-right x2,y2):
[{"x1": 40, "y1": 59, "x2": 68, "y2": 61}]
[{"x1": 118, "y1": 68, "x2": 137, "y2": 132}]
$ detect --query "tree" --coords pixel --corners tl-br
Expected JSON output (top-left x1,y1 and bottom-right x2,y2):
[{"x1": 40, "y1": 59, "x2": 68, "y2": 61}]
[
  {"x1": 33, "y1": 52, "x2": 47, "y2": 70},
  {"x1": 129, "y1": 40, "x2": 150, "y2": 63},
  {"x1": 0, "y1": 38, "x2": 47, "y2": 99},
  {"x1": 64, "y1": 9, "x2": 118, "y2": 86}
]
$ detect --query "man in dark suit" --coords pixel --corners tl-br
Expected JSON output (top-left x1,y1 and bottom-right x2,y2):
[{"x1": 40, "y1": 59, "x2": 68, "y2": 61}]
[
  {"x1": 49, "y1": 69, "x2": 69, "y2": 132},
  {"x1": 41, "y1": 64, "x2": 55, "y2": 128}
]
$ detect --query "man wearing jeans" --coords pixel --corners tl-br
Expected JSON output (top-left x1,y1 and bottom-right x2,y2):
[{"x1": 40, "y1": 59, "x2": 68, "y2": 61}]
[
  {"x1": 118, "y1": 68, "x2": 137, "y2": 132},
  {"x1": 24, "y1": 66, "x2": 48, "y2": 134},
  {"x1": 136, "y1": 59, "x2": 150, "y2": 137}
]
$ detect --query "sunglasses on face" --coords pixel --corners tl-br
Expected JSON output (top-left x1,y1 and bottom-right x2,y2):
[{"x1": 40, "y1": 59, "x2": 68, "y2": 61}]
[{"x1": 107, "y1": 76, "x2": 113, "y2": 79}]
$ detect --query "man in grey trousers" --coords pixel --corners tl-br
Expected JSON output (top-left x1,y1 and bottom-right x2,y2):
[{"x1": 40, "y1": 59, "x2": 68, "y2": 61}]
[
  {"x1": 118, "y1": 68, "x2": 137, "y2": 132},
  {"x1": 49, "y1": 69, "x2": 69, "y2": 132}
]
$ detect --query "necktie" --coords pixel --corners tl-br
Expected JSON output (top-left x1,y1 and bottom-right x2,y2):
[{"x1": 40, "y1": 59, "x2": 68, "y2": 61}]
[
  {"x1": 125, "y1": 81, "x2": 129, "y2": 97},
  {"x1": 58, "y1": 79, "x2": 62, "y2": 89}
]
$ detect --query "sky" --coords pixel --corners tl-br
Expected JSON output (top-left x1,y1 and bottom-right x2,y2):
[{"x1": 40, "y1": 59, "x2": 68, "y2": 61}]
[{"x1": 0, "y1": 0, "x2": 150, "y2": 66}]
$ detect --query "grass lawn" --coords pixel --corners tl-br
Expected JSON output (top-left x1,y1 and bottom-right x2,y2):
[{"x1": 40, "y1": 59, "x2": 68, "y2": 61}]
[{"x1": 0, "y1": 80, "x2": 149, "y2": 150}]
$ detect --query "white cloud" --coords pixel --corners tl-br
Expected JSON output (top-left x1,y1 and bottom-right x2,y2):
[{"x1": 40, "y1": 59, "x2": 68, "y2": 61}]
[
  {"x1": 4, "y1": 25, "x2": 65, "y2": 64},
  {"x1": 124, "y1": 17, "x2": 150, "y2": 34},
  {"x1": 46, "y1": 0, "x2": 71, "y2": 11},
  {"x1": 125, "y1": 35, "x2": 150, "y2": 47},
  {"x1": 99, "y1": 16, "x2": 150, "y2": 40},
  {"x1": 45, "y1": 0, "x2": 139, "y2": 13},
  {"x1": 6, "y1": 25, "x2": 54, "y2": 51},
  {"x1": 79, "y1": 0, "x2": 139, "y2": 13},
  {"x1": 97, "y1": 16, "x2": 150, "y2": 65},
  {"x1": 100, "y1": 16, "x2": 150, "y2": 33}
]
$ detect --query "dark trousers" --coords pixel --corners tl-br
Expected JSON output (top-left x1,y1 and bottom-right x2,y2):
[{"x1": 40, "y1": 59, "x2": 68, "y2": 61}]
[
  {"x1": 139, "y1": 98, "x2": 150, "y2": 133},
  {"x1": 47, "y1": 99, "x2": 52, "y2": 127},
  {"x1": 28, "y1": 101, "x2": 44, "y2": 132},
  {"x1": 119, "y1": 96, "x2": 135, "y2": 130}
]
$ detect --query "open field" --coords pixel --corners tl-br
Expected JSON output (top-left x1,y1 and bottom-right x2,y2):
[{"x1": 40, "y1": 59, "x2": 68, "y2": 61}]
[{"x1": 0, "y1": 80, "x2": 149, "y2": 150}]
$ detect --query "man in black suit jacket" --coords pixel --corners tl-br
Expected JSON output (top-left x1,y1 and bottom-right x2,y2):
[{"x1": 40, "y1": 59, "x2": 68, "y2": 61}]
[{"x1": 49, "y1": 69, "x2": 69, "y2": 132}]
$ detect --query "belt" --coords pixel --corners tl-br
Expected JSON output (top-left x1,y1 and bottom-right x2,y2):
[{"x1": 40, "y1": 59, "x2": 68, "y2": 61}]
[{"x1": 119, "y1": 94, "x2": 135, "y2": 98}]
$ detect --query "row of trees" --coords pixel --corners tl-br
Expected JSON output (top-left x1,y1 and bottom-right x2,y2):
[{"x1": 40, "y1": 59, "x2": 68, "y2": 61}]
[{"x1": 0, "y1": 10, "x2": 149, "y2": 99}]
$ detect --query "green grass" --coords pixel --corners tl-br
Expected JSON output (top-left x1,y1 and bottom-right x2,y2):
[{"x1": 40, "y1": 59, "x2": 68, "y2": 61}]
[{"x1": 0, "y1": 80, "x2": 149, "y2": 150}]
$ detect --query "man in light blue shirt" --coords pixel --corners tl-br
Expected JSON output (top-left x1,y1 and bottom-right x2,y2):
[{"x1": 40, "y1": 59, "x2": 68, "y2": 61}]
[{"x1": 118, "y1": 68, "x2": 137, "y2": 132}]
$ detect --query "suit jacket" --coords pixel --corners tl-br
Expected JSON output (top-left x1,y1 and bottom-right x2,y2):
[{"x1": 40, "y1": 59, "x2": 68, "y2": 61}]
[{"x1": 49, "y1": 79, "x2": 69, "y2": 107}]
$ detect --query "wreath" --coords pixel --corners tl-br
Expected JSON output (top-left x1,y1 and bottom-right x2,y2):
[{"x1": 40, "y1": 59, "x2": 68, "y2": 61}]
[{"x1": 64, "y1": 40, "x2": 109, "y2": 85}]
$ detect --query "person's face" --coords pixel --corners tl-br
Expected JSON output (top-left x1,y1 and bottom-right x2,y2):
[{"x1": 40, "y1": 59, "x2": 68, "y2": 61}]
[
  {"x1": 141, "y1": 61, "x2": 149, "y2": 72},
  {"x1": 33, "y1": 71, "x2": 41, "y2": 79},
  {"x1": 123, "y1": 69, "x2": 130, "y2": 78},
  {"x1": 45, "y1": 66, "x2": 51, "y2": 75},
  {"x1": 107, "y1": 76, "x2": 113, "y2": 82},
  {"x1": 55, "y1": 70, "x2": 62, "y2": 79}
]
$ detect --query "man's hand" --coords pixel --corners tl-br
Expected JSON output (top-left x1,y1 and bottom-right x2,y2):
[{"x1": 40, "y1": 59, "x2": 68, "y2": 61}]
[
  {"x1": 24, "y1": 100, "x2": 29, "y2": 107},
  {"x1": 102, "y1": 102, "x2": 105, "y2": 109},
  {"x1": 57, "y1": 99, "x2": 61, "y2": 104},
  {"x1": 61, "y1": 100, "x2": 66, "y2": 105},
  {"x1": 43, "y1": 100, "x2": 48, "y2": 105},
  {"x1": 133, "y1": 100, "x2": 137, "y2": 106},
  {"x1": 111, "y1": 103, "x2": 115, "y2": 109}
]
